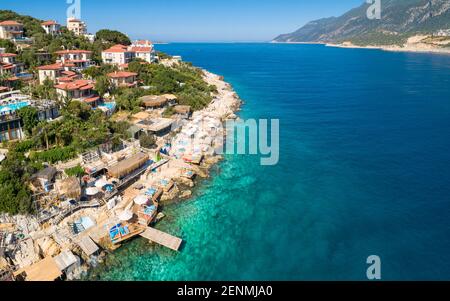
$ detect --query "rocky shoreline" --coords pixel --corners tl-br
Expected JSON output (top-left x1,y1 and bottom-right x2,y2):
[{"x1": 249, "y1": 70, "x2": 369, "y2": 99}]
[{"x1": 1, "y1": 69, "x2": 242, "y2": 280}]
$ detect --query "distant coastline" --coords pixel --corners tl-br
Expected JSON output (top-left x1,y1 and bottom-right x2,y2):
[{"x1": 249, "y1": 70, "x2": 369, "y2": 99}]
[{"x1": 271, "y1": 40, "x2": 450, "y2": 55}]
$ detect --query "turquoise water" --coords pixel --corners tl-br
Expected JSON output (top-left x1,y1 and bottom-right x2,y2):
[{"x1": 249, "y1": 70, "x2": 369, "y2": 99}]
[
  {"x1": 0, "y1": 101, "x2": 29, "y2": 113},
  {"x1": 87, "y1": 43, "x2": 450, "y2": 280},
  {"x1": 99, "y1": 102, "x2": 116, "y2": 111}
]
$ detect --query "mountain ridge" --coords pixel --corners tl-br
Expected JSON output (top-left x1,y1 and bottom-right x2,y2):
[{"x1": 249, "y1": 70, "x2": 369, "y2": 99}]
[{"x1": 273, "y1": 0, "x2": 450, "y2": 46}]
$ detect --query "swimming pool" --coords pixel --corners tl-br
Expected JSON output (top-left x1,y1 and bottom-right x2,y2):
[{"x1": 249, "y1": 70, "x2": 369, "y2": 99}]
[
  {"x1": 99, "y1": 102, "x2": 116, "y2": 111},
  {"x1": 0, "y1": 101, "x2": 30, "y2": 113}
]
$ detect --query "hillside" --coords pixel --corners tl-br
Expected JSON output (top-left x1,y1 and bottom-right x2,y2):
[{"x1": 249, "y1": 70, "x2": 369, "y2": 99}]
[{"x1": 273, "y1": 0, "x2": 450, "y2": 46}]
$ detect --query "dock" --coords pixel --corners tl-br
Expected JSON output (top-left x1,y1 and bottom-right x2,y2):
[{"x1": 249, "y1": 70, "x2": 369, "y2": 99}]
[{"x1": 140, "y1": 227, "x2": 182, "y2": 251}]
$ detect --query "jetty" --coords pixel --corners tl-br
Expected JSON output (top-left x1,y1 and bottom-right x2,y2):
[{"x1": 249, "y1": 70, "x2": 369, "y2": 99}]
[{"x1": 140, "y1": 227, "x2": 182, "y2": 251}]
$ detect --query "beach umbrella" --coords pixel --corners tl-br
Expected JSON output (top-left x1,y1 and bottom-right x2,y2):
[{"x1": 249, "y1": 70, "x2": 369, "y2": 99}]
[
  {"x1": 95, "y1": 179, "x2": 109, "y2": 188},
  {"x1": 85, "y1": 187, "x2": 99, "y2": 196},
  {"x1": 118, "y1": 210, "x2": 133, "y2": 222},
  {"x1": 134, "y1": 195, "x2": 148, "y2": 205}
]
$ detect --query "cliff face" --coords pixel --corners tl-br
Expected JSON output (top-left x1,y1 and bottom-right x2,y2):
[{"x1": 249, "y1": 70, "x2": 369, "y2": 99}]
[{"x1": 274, "y1": 0, "x2": 450, "y2": 45}]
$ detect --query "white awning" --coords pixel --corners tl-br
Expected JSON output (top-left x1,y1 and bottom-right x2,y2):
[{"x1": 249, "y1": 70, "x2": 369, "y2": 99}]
[
  {"x1": 134, "y1": 195, "x2": 149, "y2": 205},
  {"x1": 86, "y1": 187, "x2": 99, "y2": 196},
  {"x1": 118, "y1": 210, "x2": 133, "y2": 221}
]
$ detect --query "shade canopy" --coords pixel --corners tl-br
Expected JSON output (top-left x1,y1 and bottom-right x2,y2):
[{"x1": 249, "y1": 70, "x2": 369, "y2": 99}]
[
  {"x1": 85, "y1": 187, "x2": 99, "y2": 196},
  {"x1": 118, "y1": 210, "x2": 133, "y2": 222},
  {"x1": 95, "y1": 179, "x2": 109, "y2": 188},
  {"x1": 134, "y1": 195, "x2": 149, "y2": 205}
]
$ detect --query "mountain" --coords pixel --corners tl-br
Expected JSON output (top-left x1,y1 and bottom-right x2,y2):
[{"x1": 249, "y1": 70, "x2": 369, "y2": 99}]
[{"x1": 273, "y1": 0, "x2": 450, "y2": 45}]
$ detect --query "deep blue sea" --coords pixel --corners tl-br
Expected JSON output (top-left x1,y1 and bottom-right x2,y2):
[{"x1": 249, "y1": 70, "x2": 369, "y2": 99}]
[{"x1": 87, "y1": 43, "x2": 450, "y2": 280}]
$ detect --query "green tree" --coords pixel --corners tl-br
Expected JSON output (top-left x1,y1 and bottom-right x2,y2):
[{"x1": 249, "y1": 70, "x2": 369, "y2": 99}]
[
  {"x1": 0, "y1": 39, "x2": 16, "y2": 53},
  {"x1": 94, "y1": 75, "x2": 111, "y2": 98},
  {"x1": 139, "y1": 133, "x2": 156, "y2": 149},
  {"x1": 95, "y1": 29, "x2": 131, "y2": 45},
  {"x1": 17, "y1": 106, "x2": 39, "y2": 136}
]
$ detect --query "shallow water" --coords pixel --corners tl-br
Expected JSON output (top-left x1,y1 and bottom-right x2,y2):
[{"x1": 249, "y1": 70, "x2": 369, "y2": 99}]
[{"x1": 87, "y1": 43, "x2": 450, "y2": 280}]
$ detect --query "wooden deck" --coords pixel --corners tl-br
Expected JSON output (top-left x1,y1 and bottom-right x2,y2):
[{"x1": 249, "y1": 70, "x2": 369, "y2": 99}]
[{"x1": 140, "y1": 227, "x2": 182, "y2": 251}]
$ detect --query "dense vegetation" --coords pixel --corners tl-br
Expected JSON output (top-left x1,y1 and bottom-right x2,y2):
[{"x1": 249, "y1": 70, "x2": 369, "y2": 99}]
[
  {"x1": 128, "y1": 60, "x2": 217, "y2": 110},
  {"x1": 95, "y1": 29, "x2": 131, "y2": 45},
  {"x1": 0, "y1": 9, "x2": 218, "y2": 215}
]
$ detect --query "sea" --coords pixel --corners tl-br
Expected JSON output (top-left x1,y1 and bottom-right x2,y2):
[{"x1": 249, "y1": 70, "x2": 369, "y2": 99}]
[{"x1": 86, "y1": 43, "x2": 450, "y2": 280}]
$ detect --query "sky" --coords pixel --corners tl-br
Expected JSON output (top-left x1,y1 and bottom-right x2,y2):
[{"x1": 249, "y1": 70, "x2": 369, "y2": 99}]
[{"x1": 1, "y1": 0, "x2": 364, "y2": 42}]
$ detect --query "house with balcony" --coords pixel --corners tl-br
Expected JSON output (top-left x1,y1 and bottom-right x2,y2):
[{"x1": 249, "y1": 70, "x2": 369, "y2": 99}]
[
  {"x1": 0, "y1": 21, "x2": 24, "y2": 40},
  {"x1": 37, "y1": 63, "x2": 80, "y2": 84},
  {"x1": 102, "y1": 41, "x2": 156, "y2": 65},
  {"x1": 55, "y1": 79, "x2": 100, "y2": 107},
  {"x1": 54, "y1": 50, "x2": 93, "y2": 71},
  {"x1": 102, "y1": 45, "x2": 135, "y2": 66},
  {"x1": 107, "y1": 71, "x2": 138, "y2": 88},
  {"x1": 0, "y1": 53, "x2": 25, "y2": 78},
  {"x1": 67, "y1": 18, "x2": 87, "y2": 36},
  {"x1": 41, "y1": 20, "x2": 61, "y2": 36}
]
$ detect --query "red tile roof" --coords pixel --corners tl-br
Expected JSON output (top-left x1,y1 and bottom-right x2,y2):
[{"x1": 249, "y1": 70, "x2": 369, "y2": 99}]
[
  {"x1": 37, "y1": 63, "x2": 64, "y2": 71},
  {"x1": 0, "y1": 20, "x2": 22, "y2": 26},
  {"x1": 55, "y1": 79, "x2": 94, "y2": 91},
  {"x1": 0, "y1": 86, "x2": 9, "y2": 92},
  {"x1": 103, "y1": 44, "x2": 131, "y2": 53},
  {"x1": 107, "y1": 71, "x2": 138, "y2": 78},
  {"x1": 130, "y1": 47, "x2": 153, "y2": 53},
  {"x1": 0, "y1": 53, "x2": 17, "y2": 57},
  {"x1": 42, "y1": 20, "x2": 59, "y2": 26},
  {"x1": 55, "y1": 50, "x2": 92, "y2": 55},
  {"x1": 84, "y1": 96, "x2": 100, "y2": 103}
]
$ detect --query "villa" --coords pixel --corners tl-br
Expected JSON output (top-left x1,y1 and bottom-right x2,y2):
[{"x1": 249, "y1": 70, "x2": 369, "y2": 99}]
[
  {"x1": 54, "y1": 49, "x2": 93, "y2": 71},
  {"x1": 0, "y1": 53, "x2": 24, "y2": 77},
  {"x1": 102, "y1": 41, "x2": 156, "y2": 65},
  {"x1": 130, "y1": 40, "x2": 156, "y2": 63},
  {"x1": 41, "y1": 20, "x2": 61, "y2": 36},
  {"x1": 55, "y1": 79, "x2": 100, "y2": 107},
  {"x1": 0, "y1": 20, "x2": 24, "y2": 40},
  {"x1": 37, "y1": 63, "x2": 80, "y2": 84},
  {"x1": 107, "y1": 71, "x2": 138, "y2": 88},
  {"x1": 67, "y1": 18, "x2": 87, "y2": 36},
  {"x1": 101, "y1": 45, "x2": 135, "y2": 66}
]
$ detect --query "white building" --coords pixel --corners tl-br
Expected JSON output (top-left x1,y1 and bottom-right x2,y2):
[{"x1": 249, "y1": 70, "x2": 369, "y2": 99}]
[
  {"x1": 67, "y1": 18, "x2": 87, "y2": 36},
  {"x1": 54, "y1": 50, "x2": 93, "y2": 71},
  {"x1": 0, "y1": 20, "x2": 24, "y2": 40},
  {"x1": 41, "y1": 20, "x2": 61, "y2": 36},
  {"x1": 101, "y1": 45, "x2": 135, "y2": 66},
  {"x1": 102, "y1": 41, "x2": 156, "y2": 65},
  {"x1": 37, "y1": 63, "x2": 80, "y2": 84}
]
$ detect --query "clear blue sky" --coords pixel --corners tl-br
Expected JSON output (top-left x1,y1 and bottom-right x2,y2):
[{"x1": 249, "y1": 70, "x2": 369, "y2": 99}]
[{"x1": 1, "y1": 0, "x2": 364, "y2": 42}]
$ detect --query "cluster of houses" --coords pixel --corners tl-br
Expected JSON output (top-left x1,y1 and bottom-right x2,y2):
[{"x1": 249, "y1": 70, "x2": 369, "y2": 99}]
[{"x1": 0, "y1": 15, "x2": 194, "y2": 174}]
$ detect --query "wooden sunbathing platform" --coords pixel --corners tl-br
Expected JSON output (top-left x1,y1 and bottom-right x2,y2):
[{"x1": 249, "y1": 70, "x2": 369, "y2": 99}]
[{"x1": 140, "y1": 227, "x2": 182, "y2": 251}]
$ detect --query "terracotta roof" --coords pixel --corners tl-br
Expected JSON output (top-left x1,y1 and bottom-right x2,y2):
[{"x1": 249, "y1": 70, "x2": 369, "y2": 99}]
[
  {"x1": 0, "y1": 53, "x2": 17, "y2": 57},
  {"x1": 55, "y1": 49, "x2": 92, "y2": 55},
  {"x1": 0, "y1": 86, "x2": 9, "y2": 92},
  {"x1": 42, "y1": 20, "x2": 59, "y2": 26},
  {"x1": 103, "y1": 44, "x2": 130, "y2": 53},
  {"x1": 130, "y1": 47, "x2": 153, "y2": 53},
  {"x1": 61, "y1": 70, "x2": 77, "y2": 76},
  {"x1": 107, "y1": 71, "x2": 137, "y2": 78},
  {"x1": 55, "y1": 79, "x2": 94, "y2": 91},
  {"x1": 37, "y1": 63, "x2": 64, "y2": 70},
  {"x1": 0, "y1": 20, "x2": 22, "y2": 26},
  {"x1": 84, "y1": 96, "x2": 100, "y2": 103}
]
